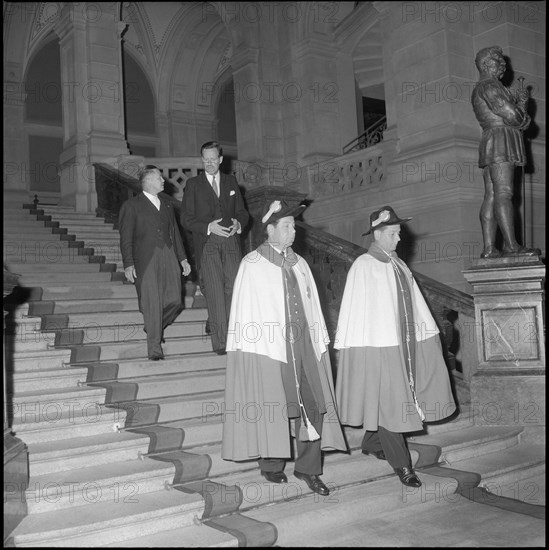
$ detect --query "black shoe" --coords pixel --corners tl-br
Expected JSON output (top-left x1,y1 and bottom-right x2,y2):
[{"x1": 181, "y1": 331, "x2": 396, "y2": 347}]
[
  {"x1": 294, "y1": 471, "x2": 330, "y2": 496},
  {"x1": 394, "y1": 466, "x2": 422, "y2": 488},
  {"x1": 214, "y1": 349, "x2": 226, "y2": 356},
  {"x1": 261, "y1": 470, "x2": 288, "y2": 484},
  {"x1": 362, "y1": 449, "x2": 386, "y2": 460},
  {"x1": 149, "y1": 355, "x2": 164, "y2": 361}
]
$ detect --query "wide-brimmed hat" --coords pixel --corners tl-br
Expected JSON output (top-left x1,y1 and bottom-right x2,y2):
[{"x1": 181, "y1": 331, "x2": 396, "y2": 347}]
[
  {"x1": 362, "y1": 205, "x2": 412, "y2": 235},
  {"x1": 261, "y1": 199, "x2": 306, "y2": 225}
]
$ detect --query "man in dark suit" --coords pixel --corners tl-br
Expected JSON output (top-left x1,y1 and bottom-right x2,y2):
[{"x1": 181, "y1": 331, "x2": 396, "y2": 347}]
[
  {"x1": 119, "y1": 168, "x2": 191, "y2": 360},
  {"x1": 181, "y1": 142, "x2": 249, "y2": 354}
]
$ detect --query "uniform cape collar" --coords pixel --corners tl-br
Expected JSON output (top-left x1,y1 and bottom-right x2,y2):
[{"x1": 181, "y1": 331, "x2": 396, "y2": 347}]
[
  {"x1": 258, "y1": 242, "x2": 299, "y2": 268},
  {"x1": 367, "y1": 241, "x2": 398, "y2": 263}
]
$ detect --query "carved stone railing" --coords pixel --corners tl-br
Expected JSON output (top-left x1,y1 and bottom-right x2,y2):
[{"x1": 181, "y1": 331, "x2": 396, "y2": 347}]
[
  {"x1": 293, "y1": 221, "x2": 476, "y2": 383},
  {"x1": 305, "y1": 145, "x2": 384, "y2": 198},
  {"x1": 144, "y1": 157, "x2": 203, "y2": 201}
]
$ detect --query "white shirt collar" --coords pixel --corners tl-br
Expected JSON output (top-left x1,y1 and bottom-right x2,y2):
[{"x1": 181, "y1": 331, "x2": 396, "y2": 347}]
[{"x1": 143, "y1": 191, "x2": 160, "y2": 209}]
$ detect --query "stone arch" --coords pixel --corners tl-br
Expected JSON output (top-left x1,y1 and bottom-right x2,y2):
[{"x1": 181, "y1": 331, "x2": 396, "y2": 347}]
[
  {"x1": 213, "y1": 69, "x2": 237, "y2": 157},
  {"x1": 24, "y1": 33, "x2": 62, "y2": 124},
  {"x1": 122, "y1": 49, "x2": 158, "y2": 155},
  {"x1": 336, "y1": 3, "x2": 386, "y2": 137}
]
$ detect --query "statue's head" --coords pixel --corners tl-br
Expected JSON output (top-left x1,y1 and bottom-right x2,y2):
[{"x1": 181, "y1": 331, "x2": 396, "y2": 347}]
[{"x1": 475, "y1": 46, "x2": 505, "y2": 75}]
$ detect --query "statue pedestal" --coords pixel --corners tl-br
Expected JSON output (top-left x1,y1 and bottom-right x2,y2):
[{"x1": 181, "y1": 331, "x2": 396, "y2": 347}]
[{"x1": 462, "y1": 255, "x2": 545, "y2": 436}]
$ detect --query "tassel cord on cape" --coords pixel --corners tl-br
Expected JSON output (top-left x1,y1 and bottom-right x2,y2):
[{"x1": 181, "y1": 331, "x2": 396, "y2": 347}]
[
  {"x1": 384, "y1": 251, "x2": 426, "y2": 422},
  {"x1": 282, "y1": 259, "x2": 321, "y2": 442}
]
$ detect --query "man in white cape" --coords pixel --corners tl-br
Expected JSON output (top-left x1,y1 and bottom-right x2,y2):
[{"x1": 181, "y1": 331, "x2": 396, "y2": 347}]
[
  {"x1": 335, "y1": 206, "x2": 456, "y2": 488},
  {"x1": 222, "y1": 199, "x2": 347, "y2": 496}
]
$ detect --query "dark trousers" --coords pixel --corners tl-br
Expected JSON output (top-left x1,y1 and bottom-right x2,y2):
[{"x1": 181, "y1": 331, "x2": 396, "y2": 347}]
[
  {"x1": 136, "y1": 246, "x2": 182, "y2": 357},
  {"x1": 258, "y1": 371, "x2": 323, "y2": 476},
  {"x1": 200, "y1": 234, "x2": 241, "y2": 351},
  {"x1": 362, "y1": 426, "x2": 411, "y2": 470}
]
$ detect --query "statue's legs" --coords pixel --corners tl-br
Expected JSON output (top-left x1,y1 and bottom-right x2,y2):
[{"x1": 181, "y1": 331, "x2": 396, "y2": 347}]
[
  {"x1": 490, "y1": 162, "x2": 519, "y2": 252},
  {"x1": 480, "y1": 167, "x2": 499, "y2": 258},
  {"x1": 489, "y1": 162, "x2": 540, "y2": 256}
]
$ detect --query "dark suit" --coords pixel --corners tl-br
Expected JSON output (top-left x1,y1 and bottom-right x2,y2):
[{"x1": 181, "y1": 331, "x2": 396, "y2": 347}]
[
  {"x1": 181, "y1": 172, "x2": 249, "y2": 351},
  {"x1": 119, "y1": 193, "x2": 187, "y2": 358}
]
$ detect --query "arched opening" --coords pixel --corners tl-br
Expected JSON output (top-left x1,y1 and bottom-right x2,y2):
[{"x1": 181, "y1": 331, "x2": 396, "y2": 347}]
[
  {"x1": 215, "y1": 76, "x2": 237, "y2": 162},
  {"x1": 122, "y1": 50, "x2": 157, "y2": 157},
  {"x1": 24, "y1": 37, "x2": 63, "y2": 195}
]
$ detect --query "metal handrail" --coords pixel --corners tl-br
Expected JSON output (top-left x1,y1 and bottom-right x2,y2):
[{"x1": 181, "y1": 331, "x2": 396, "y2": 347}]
[{"x1": 343, "y1": 115, "x2": 387, "y2": 154}]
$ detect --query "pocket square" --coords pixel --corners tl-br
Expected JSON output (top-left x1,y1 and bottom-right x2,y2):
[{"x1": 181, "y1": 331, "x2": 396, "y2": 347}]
[{"x1": 230, "y1": 190, "x2": 236, "y2": 196}]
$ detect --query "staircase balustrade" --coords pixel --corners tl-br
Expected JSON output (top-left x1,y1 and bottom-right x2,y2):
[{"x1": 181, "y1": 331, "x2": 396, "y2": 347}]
[{"x1": 143, "y1": 157, "x2": 203, "y2": 201}]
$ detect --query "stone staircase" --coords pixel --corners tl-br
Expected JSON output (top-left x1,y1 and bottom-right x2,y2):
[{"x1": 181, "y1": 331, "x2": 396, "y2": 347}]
[{"x1": 4, "y1": 201, "x2": 545, "y2": 547}]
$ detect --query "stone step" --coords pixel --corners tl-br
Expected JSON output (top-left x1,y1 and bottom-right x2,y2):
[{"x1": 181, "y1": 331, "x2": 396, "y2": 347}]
[
  {"x1": 423, "y1": 404, "x2": 476, "y2": 434},
  {"x1": 3, "y1": 211, "x2": 39, "y2": 219},
  {"x1": 3, "y1": 226, "x2": 62, "y2": 235},
  {"x1": 39, "y1": 208, "x2": 102, "y2": 218},
  {"x1": 9, "y1": 315, "x2": 41, "y2": 332},
  {"x1": 68, "y1": 334, "x2": 213, "y2": 362},
  {"x1": 9, "y1": 262, "x2": 108, "y2": 273},
  {"x1": 38, "y1": 307, "x2": 207, "y2": 331},
  {"x1": 27, "y1": 431, "x2": 151, "y2": 475},
  {"x1": 454, "y1": 442, "x2": 546, "y2": 490},
  {"x1": 19, "y1": 271, "x2": 116, "y2": 284},
  {"x1": 245, "y1": 468, "x2": 543, "y2": 547},
  {"x1": 54, "y1": 218, "x2": 116, "y2": 227},
  {"x1": 49, "y1": 297, "x2": 141, "y2": 314},
  {"x1": 115, "y1": 389, "x2": 225, "y2": 427},
  {"x1": 53, "y1": 319, "x2": 205, "y2": 346},
  {"x1": 26, "y1": 282, "x2": 137, "y2": 301},
  {"x1": 12, "y1": 365, "x2": 89, "y2": 393},
  {"x1": 26, "y1": 457, "x2": 178, "y2": 513},
  {"x1": 97, "y1": 369, "x2": 226, "y2": 403},
  {"x1": 81, "y1": 351, "x2": 224, "y2": 382},
  {"x1": 411, "y1": 426, "x2": 524, "y2": 464},
  {"x1": 4, "y1": 233, "x2": 68, "y2": 241},
  {"x1": 55, "y1": 221, "x2": 118, "y2": 232},
  {"x1": 494, "y1": 471, "x2": 545, "y2": 505},
  {"x1": 4, "y1": 247, "x2": 96, "y2": 262},
  {"x1": 12, "y1": 348, "x2": 72, "y2": 371},
  {"x1": 3, "y1": 219, "x2": 54, "y2": 229},
  {"x1": 11, "y1": 488, "x2": 205, "y2": 548},
  {"x1": 155, "y1": 415, "x2": 224, "y2": 450},
  {"x1": 61, "y1": 229, "x2": 120, "y2": 239},
  {"x1": 11, "y1": 386, "x2": 107, "y2": 411},
  {"x1": 13, "y1": 332, "x2": 56, "y2": 352},
  {"x1": 76, "y1": 248, "x2": 122, "y2": 261},
  {"x1": 11, "y1": 404, "x2": 126, "y2": 444},
  {"x1": 29, "y1": 278, "x2": 194, "y2": 294},
  {"x1": 103, "y1": 521, "x2": 238, "y2": 548}
]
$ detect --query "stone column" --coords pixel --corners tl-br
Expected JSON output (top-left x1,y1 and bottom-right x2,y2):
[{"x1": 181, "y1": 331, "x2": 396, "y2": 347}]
[
  {"x1": 54, "y1": 3, "x2": 129, "y2": 212},
  {"x1": 462, "y1": 256, "x2": 545, "y2": 434}
]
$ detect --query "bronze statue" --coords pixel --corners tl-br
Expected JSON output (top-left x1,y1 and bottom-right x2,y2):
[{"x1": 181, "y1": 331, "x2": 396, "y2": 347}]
[{"x1": 471, "y1": 45, "x2": 539, "y2": 258}]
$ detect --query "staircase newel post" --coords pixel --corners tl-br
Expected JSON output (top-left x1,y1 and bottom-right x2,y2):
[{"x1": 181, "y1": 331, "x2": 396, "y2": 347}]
[{"x1": 462, "y1": 255, "x2": 545, "y2": 439}]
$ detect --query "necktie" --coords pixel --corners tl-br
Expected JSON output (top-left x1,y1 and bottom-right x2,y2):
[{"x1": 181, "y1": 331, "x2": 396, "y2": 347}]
[{"x1": 211, "y1": 174, "x2": 219, "y2": 197}]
